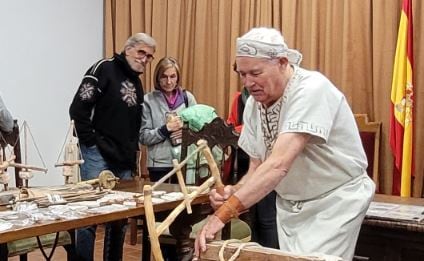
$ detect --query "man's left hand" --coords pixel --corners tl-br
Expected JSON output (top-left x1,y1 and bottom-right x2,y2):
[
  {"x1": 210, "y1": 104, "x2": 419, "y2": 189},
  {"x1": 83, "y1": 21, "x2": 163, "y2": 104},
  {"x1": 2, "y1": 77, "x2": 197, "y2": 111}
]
[{"x1": 194, "y1": 215, "x2": 225, "y2": 259}]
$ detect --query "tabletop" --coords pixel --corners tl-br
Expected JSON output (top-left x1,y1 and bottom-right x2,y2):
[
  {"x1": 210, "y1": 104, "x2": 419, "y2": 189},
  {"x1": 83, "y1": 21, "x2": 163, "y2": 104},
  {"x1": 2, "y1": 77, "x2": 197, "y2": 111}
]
[
  {"x1": 364, "y1": 193, "x2": 424, "y2": 232},
  {"x1": 0, "y1": 179, "x2": 209, "y2": 244}
]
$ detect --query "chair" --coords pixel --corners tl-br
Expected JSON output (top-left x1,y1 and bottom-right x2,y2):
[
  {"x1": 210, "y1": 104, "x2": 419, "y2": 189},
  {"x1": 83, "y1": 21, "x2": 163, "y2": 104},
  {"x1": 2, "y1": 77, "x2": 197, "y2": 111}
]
[
  {"x1": 354, "y1": 114, "x2": 382, "y2": 192},
  {"x1": 0, "y1": 121, "x2": 74, "y2": 261},
  {"x1": 180, "y1": 117, "x2": 240, "y2": 186}
]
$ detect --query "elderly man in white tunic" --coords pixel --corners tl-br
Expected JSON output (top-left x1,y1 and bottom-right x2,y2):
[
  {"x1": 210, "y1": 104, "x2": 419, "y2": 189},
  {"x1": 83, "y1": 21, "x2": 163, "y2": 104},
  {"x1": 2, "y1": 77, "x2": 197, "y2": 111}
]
[{"x1": 194, "y1": 27, "x2": 375, "y2": 260}]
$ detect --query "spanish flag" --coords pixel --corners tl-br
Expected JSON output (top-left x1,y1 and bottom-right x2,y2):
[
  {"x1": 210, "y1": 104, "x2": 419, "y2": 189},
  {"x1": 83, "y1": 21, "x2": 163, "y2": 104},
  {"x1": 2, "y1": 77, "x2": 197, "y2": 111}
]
[{"x1": 390, "y1": 0, "x2": 414, "y2": 197}]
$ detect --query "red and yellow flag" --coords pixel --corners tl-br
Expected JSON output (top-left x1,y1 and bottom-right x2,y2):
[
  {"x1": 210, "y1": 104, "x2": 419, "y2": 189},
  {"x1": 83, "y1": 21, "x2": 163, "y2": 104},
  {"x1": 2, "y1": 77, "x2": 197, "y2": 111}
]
[{"x1": 390, "y1": 0, "x2": 414, "y2": 197}]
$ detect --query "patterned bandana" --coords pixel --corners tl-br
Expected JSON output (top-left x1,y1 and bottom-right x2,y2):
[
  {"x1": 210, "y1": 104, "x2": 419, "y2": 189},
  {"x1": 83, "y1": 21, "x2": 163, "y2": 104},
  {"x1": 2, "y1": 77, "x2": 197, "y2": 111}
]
[{"x1": 236, "y1": 27, "x2": 303, "y2": 65}]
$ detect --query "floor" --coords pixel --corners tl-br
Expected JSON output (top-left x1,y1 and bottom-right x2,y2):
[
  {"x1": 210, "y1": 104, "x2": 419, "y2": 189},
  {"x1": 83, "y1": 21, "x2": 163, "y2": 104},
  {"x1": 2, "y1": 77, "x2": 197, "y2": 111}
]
[{"x1": 8, "y1": 225, "x2": 143, "y2": 261}]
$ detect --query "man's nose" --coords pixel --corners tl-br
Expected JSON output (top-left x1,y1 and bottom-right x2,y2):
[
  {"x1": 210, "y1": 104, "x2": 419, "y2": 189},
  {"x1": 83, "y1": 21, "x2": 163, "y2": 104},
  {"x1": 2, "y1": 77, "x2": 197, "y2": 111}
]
[
  {"x1": 243, "y1": 75, "x2": 255, "y2": 87},
  {"x1": 140, "y1": 56, "x2": 148, "y2": 63}
]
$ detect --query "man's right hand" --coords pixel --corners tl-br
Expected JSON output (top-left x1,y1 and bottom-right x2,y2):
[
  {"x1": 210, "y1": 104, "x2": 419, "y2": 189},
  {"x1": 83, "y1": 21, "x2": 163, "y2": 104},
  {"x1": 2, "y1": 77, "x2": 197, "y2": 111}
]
[{"x1": 209, "y1": 185, "x2": 236, "y2": 210}]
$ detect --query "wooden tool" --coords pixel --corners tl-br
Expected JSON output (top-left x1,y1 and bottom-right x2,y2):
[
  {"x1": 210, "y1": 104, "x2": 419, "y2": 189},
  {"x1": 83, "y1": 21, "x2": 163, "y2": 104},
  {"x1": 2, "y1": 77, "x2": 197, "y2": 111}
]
[
  {"x1": 144, "y1": 139, "x2": 225, "y2": 261},
  {"x1": 55, "y1": 120, "x2": 84, "y2": 184},
  {"x1": 77, "y1": 170, "x2": 119, "y2": 190}
]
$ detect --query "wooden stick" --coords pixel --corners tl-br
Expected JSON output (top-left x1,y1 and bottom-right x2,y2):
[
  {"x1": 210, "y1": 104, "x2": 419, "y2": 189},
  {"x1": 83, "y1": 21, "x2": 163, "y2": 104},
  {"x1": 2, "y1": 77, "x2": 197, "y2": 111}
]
[
  {"x1": 151, "y1": 142, "x2": 207, "y2": 190},
  {"x1": 143, "y1": 185, "x2": 164, "y2": 261},
  {"x1": 54, "y1": 159, "x2": 85, "y2": 167},
  {"x1": 11, "y1": 163, "x2": 48, "y2": 173},
  {"x1": 197, "y1": 140, "x2": 225, "y2": 195},
  {"x1": 173, "y1": 159, "x2": 192, "y2": 214}
]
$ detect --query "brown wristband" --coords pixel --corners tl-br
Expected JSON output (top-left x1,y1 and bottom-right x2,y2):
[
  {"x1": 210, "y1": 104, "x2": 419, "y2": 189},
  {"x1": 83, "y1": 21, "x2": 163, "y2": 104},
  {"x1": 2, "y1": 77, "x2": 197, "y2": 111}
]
[{"x1": 214, "y1": 195, "x2": 245, "y2": 224}]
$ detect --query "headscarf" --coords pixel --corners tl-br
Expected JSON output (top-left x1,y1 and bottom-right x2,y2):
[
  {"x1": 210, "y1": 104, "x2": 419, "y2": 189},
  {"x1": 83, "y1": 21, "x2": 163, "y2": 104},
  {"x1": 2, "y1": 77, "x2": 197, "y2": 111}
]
[{"x1": 236, "y1": 27, "x2": 303, "y2": 65}]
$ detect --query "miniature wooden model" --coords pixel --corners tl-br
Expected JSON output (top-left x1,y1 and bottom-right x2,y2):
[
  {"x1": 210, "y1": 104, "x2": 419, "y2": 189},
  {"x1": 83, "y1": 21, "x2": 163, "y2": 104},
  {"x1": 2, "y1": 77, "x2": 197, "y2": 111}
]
[
  {"x1": 55, "y1": 120, "x2": 84, "y2": 184},
  {"x1": 77, "y1": 170, "x2": 119, "y2": 190},
  {"x1": 143, "y1": 139, "x2": 225, "y2": 261},
  {"x1": 0, "y1": 121, "x2": 47, "y2": 190}
]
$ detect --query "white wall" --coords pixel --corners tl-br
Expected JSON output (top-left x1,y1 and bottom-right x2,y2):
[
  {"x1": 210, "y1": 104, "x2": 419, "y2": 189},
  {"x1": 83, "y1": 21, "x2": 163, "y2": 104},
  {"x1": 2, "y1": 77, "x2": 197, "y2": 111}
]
[{"x1": 0, "y1": 0, "x2": 103, "y2": 186}]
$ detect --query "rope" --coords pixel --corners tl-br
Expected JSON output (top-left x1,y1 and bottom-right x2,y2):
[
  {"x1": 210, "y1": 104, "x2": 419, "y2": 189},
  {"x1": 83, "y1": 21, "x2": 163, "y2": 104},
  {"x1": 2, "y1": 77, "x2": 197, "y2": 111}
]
[
  {"x1": 218, "y1": 239, "x2": 261, "y2": 261},
  {"x1": 55, "y1": 120, "x2": 84, "y2": 165},
  {"x1": 21, "y1": 121, "x2": 47, "y2": 168}
]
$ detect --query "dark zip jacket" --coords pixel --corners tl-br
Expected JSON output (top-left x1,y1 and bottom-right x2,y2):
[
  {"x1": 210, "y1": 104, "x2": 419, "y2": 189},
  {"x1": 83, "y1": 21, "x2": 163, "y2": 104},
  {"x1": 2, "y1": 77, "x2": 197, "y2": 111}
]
[{"x1": 69, "y1": 53, "x2": 143, "y2": 170}]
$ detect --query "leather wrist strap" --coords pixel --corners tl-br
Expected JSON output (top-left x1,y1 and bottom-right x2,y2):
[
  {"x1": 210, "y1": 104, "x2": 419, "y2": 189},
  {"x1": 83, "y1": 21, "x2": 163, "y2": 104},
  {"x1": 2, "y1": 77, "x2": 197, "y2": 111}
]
[{"x1": 214, "y1": 195, "x2": 245, "y2": 224}]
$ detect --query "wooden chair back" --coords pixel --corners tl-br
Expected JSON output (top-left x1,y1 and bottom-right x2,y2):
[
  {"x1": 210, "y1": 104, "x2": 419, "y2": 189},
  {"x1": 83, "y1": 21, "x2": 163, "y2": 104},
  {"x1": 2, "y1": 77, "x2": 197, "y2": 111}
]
[
  {"x1": 0, "y1": 120, "x2": 23, "y2": 188},
  {"x1": 180, "y1": 117, "x2": 239, "y2": 185},
  {"x1": 136, "y1": 145, "x2": 149, "y2": 180},
  {"x1": 354, "y1": 114, "x2": 382, "y2": 191}
]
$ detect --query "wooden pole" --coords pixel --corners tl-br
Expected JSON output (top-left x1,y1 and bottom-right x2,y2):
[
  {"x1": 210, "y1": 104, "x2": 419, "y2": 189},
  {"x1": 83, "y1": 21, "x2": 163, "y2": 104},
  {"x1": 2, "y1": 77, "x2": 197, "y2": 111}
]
[
  {"x1": 197, "y1": 140, "x2": 225, "y2": 195},
  {"x1": 143, "y1": 184, "x2": 164, "y2": 261},
  {"x1": 173, "y1": 159, "x2": 192, "y2": 214}
]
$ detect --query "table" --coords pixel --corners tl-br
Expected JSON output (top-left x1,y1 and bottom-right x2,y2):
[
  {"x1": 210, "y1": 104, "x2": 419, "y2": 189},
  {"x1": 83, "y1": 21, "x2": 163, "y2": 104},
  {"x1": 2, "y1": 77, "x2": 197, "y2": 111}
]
[
  {"x1": 355, "y1": 194, "x2": 424, "y2": 261},
  {"x1": 0, "y1": 180, "x2": 211, "y2": 260}
]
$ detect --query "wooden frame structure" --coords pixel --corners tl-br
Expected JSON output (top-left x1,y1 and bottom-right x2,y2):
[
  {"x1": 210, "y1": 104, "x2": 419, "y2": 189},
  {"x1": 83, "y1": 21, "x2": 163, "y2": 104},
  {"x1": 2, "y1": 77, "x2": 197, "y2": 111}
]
[
  {"x1": 0, "y1": 121, "x2": 48, "y2": 190},
  {"x1": 143, "y1": 139, "x2": 225, "y2": 261}
]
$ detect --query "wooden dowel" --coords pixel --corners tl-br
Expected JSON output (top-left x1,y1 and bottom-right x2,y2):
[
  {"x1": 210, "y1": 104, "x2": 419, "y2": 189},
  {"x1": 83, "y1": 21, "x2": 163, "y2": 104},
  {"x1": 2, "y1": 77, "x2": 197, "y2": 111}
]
[
  {"x1": 54, "y1": 159, "x2": 85, "y2": 167},
  {"x1": 10, "y1": 162, "x2": 48, "y2": 173},
  {"x1": 143, "y1": 185, "x2": 164, "y2": 261},
  {"x1": 76, "y1": 177, "x2": 116, "y2": 185},
  {"x1": 173, "y1": 159, "x2": 192, "y2": 214},
  {"x1": 198, "y1": 140, "x2": 225, "y2": 195}
]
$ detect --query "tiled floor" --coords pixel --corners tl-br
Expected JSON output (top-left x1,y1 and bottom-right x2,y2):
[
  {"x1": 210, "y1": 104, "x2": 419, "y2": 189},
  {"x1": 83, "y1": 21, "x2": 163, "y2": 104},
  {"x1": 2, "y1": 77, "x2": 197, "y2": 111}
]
[{"x1": 9, "y1": 225, "x2": 143, "y2": 261}]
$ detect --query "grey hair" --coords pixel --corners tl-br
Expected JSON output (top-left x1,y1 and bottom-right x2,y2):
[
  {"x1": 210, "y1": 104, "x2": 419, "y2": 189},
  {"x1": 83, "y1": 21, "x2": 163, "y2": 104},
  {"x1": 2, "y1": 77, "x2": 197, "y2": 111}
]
[{"x1": 123, "y1": 33, "x2": 157, "y2": 51}]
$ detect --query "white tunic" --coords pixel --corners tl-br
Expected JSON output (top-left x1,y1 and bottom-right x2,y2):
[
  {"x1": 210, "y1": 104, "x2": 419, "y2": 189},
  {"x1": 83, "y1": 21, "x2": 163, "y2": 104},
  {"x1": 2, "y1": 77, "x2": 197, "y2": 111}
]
[{"x1": 238, "y1": 66, "x2": 375, "y2": 260}]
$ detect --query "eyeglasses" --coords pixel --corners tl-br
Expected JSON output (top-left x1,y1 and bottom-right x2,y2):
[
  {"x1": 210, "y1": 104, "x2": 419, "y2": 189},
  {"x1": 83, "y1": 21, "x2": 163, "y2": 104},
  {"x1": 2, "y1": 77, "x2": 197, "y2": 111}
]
[{"x1": 136, "y1": 49, "x2": 155, "y2": 62}]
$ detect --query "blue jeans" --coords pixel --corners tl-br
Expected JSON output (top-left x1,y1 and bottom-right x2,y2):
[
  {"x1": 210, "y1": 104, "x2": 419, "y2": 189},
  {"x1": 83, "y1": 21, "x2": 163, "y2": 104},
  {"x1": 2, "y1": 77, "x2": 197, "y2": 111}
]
[
  {"x1": 76, "y1": 144, "x2": 133, "y2": 261},
  {"x1": 249, "y1": 190, "x2": 279, "y2": 249}
]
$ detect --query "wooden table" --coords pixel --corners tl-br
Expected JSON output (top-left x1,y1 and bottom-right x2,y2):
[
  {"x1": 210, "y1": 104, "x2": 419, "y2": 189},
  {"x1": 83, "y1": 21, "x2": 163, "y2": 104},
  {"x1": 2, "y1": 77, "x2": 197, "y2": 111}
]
[
  {"x1": 355, "y1": 194, "x2": 424, "y2": 261},
  {"x1": 0, "y1": 180, "x2": 211, "y2": 260}
]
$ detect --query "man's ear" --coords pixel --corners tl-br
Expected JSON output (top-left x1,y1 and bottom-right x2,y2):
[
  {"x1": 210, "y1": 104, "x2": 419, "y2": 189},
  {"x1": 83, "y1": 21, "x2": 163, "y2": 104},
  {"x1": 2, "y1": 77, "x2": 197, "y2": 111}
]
[
  {"x1": 278, "y1": 57, "x2": 289, "y2": 69},
  {"x1": 123, "y1": 46, "x2": 131, "y2": 56}
]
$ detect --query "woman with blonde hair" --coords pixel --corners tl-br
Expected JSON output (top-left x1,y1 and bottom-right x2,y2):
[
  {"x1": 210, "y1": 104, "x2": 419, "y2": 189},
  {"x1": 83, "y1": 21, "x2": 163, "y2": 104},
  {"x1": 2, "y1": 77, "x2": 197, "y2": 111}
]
[{"x1": 140, "y1": 57, "x2": 196, "y2": 182}]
